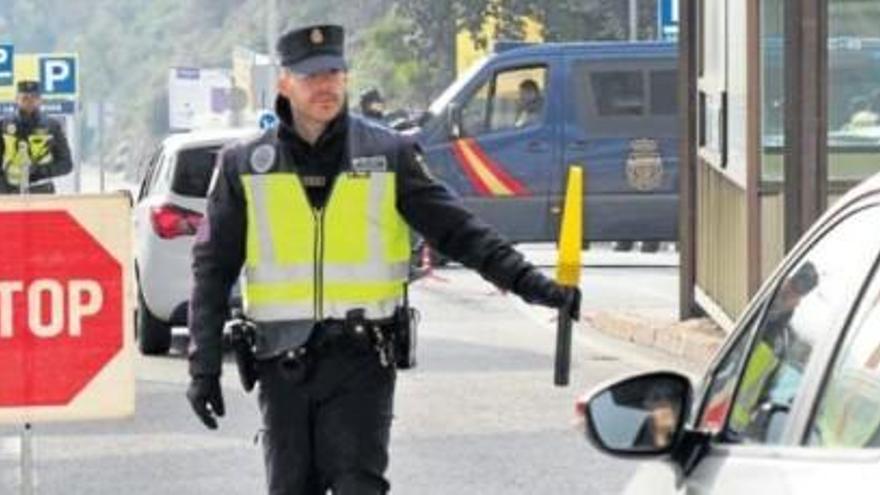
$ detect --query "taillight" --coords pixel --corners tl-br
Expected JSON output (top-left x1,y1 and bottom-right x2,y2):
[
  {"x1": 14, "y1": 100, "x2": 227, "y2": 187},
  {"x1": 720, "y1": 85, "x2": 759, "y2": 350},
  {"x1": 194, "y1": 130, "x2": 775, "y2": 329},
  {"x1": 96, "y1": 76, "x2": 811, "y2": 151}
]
[{"x1": 150, "y1": 204, "x2": 203, "y2": 239}]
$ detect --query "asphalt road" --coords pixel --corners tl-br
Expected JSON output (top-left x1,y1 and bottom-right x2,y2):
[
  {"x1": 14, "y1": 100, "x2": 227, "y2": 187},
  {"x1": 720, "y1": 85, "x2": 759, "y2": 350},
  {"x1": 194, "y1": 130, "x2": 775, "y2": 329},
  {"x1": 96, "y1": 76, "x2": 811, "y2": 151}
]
[{"x1": 0, "y1": 258, "x2": 693, "y2": 494}]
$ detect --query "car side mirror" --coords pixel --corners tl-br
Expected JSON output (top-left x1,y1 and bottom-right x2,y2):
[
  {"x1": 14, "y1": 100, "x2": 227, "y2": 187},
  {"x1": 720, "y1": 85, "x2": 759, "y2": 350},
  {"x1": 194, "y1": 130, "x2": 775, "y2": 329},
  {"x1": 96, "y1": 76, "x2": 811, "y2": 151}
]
[
  {"x1": 447, "y1": 102, "x2": 463, "y2": 139},
  {"x1": 579, "y1": 371, "x2": 692, "y2": 457}
]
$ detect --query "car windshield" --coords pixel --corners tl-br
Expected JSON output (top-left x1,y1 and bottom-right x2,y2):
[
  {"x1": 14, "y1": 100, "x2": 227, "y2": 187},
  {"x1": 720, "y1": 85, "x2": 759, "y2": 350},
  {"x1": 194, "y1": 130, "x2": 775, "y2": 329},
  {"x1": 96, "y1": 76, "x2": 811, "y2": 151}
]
[{"x1": 172, "y1": 146, "x2": 221, "y2": 198}]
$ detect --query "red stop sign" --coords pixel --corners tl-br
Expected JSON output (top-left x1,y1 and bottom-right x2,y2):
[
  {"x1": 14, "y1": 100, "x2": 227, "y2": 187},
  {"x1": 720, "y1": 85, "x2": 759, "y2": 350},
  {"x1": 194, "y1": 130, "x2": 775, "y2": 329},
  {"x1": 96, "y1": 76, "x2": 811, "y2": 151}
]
[{"x1": 0, "y1": 211, "x2": 123, "y2": 407}]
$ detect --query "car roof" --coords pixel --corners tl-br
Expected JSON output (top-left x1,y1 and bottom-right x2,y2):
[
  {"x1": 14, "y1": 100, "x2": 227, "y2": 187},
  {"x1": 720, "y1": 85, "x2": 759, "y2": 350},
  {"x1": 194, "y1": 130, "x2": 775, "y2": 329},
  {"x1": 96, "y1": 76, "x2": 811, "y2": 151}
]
[
  {"x1": 492, "y1": 41, "x2": 677, "y2": 63},
  {"x1": 161, "y1": 128, "x2": 261, "y2": 153}
]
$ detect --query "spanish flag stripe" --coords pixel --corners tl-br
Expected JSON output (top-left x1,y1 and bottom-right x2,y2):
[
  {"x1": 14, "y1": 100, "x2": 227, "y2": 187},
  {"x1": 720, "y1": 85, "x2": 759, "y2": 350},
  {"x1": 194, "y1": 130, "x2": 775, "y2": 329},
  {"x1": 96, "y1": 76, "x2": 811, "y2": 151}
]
[
  {"x1": 451, "y1": 140, "x2": 493, "y2": 196},
  {"x1": 456, "y1": 140, "x2": 515, "y2": 196},
  {"x1": 462, "y1": 139, "x2": 529, "y2": 195}
]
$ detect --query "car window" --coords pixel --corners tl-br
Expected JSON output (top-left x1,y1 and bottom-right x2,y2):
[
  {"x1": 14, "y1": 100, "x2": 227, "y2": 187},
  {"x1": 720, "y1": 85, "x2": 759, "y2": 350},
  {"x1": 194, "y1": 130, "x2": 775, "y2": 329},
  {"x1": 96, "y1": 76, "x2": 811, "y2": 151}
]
[
  {"x1": 697, "y1": 314, "x2": 760, "y2": 433},
  {"x1": 137, "y1": 149, "x2": 162, "y2": 201},
  {"x1": 459, "y1": 65, "x2": 547, "y2": 137},
  {"x1": 172, "y1": 145, "x2": 222, "y2": 197},
  {"x1": 147, "y1": 151, "x2": 170, "y2": 196},
  {"x1": 809, "y1": 249, "x2": 880, "y2": 448},
  {"x1": 725, "y1": 205, "x2": 880, "y2": 445}
]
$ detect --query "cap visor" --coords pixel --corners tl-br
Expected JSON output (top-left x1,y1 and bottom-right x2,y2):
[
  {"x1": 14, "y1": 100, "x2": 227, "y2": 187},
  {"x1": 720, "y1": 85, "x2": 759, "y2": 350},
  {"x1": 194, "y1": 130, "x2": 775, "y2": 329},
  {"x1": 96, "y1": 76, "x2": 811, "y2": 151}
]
[{"x1": 286, "y1": 55, "x2": 347, "y2": 76}]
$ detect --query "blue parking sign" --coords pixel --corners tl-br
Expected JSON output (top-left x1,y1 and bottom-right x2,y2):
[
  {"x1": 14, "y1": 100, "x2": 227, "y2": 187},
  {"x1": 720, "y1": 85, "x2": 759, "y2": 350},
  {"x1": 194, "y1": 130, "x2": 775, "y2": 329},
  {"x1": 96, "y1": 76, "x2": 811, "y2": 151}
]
[
  {"x1": 0, "y1": 44, "x2": 13, "y2": 87},
  {"x1": 39, "y1": 56, "x2": 77, "y2": 96}
]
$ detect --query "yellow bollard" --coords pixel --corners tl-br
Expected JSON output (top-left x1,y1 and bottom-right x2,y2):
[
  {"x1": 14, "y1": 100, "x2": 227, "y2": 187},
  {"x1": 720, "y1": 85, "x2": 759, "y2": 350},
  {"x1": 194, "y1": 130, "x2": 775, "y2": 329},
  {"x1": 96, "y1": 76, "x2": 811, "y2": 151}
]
[{"x1": 554, "y1": 166, "x2": 583, "y2": 386}]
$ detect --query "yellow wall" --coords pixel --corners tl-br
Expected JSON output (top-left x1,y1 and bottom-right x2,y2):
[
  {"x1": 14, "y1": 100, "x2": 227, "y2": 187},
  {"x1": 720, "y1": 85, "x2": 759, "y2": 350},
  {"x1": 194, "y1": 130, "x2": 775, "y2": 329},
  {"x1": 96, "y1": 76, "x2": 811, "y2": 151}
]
[{"x1": 456, "y1": 15, "x2": 544, "y2": 75}]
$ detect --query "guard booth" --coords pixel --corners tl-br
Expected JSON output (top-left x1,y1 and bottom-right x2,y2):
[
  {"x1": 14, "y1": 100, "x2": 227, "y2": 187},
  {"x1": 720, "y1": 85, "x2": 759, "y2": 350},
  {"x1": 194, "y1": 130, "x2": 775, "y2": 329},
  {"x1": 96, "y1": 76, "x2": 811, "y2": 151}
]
[{"x1": 678, "y1": 0, "x2": 880, "y2": 328}]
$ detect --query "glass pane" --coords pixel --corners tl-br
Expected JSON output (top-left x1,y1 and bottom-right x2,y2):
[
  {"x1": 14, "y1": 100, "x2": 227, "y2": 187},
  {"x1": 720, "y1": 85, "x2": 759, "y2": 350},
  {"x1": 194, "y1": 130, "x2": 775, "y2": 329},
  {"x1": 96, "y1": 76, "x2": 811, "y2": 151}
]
[
  {"x1": 726, "y1": 206, "x2": 880, "y2": 444},
  {"x1": 650, "y1": 70, "x2": 678, "y2": 115},
  {"x1": 828, "y1": 1, "x2": 880, "y2": 184},
  {"x1": 698, "y1": 322, "x2": 757, "y2": 432},
  {"x1": 489, "y1": 66, "x2": 546, "y2": 132},
  {"x1": 591, "y1": 71, "x2": 645, "y2": 116},
  {"x1": 172, "y1": 146, "x2": 221, "y2": 198},
  {"x1": 760, "y1": 0, "x2": 785, "y2": 183},
  {"x1": 461, "y1": 81, "x2": 490, "y2": 137}
]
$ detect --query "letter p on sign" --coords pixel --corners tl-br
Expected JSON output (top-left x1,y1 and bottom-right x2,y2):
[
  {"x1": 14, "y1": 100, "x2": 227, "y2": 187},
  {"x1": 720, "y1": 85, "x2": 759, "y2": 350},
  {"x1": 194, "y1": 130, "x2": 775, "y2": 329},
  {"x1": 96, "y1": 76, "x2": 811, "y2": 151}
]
[{"x1": 39, "y1": 56, "x2": 77, "y2": 96}]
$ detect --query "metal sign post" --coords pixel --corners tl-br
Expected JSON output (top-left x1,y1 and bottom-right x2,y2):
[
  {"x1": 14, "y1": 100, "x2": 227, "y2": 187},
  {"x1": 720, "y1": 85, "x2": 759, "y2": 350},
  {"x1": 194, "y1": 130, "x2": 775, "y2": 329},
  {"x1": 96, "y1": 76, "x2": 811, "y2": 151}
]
[{"x1": 20, "y1": 423, "x2": 34, "y2": 495}]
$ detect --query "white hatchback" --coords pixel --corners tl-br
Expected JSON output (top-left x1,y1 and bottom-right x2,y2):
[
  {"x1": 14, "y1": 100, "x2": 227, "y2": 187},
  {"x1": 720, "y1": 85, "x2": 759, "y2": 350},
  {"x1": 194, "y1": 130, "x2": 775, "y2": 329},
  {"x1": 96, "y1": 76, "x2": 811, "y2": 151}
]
[{"x1": 134, "y1": 128, "x2": 258, "y2": 355}]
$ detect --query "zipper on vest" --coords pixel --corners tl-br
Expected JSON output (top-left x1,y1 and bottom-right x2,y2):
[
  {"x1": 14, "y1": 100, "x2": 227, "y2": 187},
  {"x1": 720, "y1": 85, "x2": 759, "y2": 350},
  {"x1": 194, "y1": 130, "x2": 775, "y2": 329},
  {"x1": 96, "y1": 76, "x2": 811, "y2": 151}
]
[{"x1": 312, "y1": 207, "x2": 325, "y2": 320}]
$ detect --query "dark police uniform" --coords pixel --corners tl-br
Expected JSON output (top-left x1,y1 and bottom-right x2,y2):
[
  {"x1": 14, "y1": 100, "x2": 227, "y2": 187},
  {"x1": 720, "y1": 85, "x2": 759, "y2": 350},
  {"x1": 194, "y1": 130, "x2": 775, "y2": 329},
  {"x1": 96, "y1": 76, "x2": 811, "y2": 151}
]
[
  {"x1": 187, "y1": 25, "x2": 577, "y2": 495},
  {"x1": 0, "y1": 81, "x2": 73, "y2": 194}
]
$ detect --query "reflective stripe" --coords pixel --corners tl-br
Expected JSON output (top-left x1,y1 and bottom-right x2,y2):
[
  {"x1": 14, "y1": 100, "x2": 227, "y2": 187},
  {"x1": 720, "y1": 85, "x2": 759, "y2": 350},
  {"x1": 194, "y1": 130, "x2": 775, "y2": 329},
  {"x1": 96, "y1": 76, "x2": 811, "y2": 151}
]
[
  {"x1": 381, "y1": 172, "x2": 411, "y2": 262},
  {"x1": 247, "y1": 261, "x2": 409, "y2": 284},
  {"x1": 245, "y1": 303, "x2": 314, "y2": 321}
]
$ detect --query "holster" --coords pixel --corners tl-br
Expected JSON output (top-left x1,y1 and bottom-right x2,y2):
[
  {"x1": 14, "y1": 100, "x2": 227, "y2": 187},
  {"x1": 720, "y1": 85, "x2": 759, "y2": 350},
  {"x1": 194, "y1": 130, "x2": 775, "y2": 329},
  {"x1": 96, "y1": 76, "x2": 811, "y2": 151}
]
[
  {"x1": 227, "y1": 311, "x2": 259, "y2": 393},
  {"x1": 393, "y1": 304, "x2": 419, "y2": 370}
]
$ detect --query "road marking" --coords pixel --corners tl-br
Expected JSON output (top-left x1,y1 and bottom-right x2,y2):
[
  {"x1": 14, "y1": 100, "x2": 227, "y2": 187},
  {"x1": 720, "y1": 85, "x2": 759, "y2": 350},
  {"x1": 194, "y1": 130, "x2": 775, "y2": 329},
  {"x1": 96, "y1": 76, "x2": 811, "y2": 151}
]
[{"x1": 0, "y1": 436, "x2": 19, "y2": 460}]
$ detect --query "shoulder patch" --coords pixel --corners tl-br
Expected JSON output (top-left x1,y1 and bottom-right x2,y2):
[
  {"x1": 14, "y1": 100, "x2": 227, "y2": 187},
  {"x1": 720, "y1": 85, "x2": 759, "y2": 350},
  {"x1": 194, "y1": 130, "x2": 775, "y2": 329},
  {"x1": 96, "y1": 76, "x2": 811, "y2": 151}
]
[
  {"x1": 250, "y1": 144, "x2": 276, "y2": 173},
  {"x1": 351, "y1": 155, "x2": 388, "y2": 173}
]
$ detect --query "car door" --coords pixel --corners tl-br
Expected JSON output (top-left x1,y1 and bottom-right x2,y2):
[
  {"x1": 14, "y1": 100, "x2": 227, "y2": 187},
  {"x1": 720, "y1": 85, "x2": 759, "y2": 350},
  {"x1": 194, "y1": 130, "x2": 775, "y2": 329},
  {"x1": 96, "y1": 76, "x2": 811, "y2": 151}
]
[
  {"x1": 561, "y1": 54, "x2": 679, "y2": 241},
  {"x1": 441, "y1": 59, "x2": 562, "y2": 242},
  {"x1": 682, "y1": 203, "x2": 880, "y2": 495}
]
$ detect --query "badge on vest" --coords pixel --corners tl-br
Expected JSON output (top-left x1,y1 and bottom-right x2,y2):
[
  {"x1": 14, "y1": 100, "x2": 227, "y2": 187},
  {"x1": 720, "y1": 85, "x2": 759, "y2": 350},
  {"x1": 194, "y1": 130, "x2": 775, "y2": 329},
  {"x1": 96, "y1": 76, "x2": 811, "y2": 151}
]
[
  {"x1": 351, "y1": 155, "x2": 388, "y2": 175},
  {"x1": 250, "y1": 144, "x2": 276, "y2": 174}
]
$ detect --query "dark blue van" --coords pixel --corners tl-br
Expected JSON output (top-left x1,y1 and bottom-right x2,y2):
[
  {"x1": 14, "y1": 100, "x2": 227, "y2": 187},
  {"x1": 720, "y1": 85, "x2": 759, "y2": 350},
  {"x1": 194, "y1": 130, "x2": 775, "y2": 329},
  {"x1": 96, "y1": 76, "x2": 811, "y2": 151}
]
[{"x1": 412, "y1": 41, "x2": 679, "y2": 243}]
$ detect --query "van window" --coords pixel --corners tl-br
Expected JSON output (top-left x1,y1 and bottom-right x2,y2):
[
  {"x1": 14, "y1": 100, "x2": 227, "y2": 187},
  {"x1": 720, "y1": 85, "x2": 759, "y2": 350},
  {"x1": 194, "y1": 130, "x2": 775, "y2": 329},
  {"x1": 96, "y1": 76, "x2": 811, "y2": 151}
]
[
  {"x1": 570, "y1": 60, "x2": 678, "y2": 137},
  {"x1": 591, "y1": 71, "x2": 645, "y2": 116},
  {"x1": 172, "y1": 146, "x2": 222, "y2": 197},
  {"x1": 650, "y1": 70, "x2": 678, "y2": 115},
  {"x1": 459, "y1": 65, "x2": 547, "y2": 137}
]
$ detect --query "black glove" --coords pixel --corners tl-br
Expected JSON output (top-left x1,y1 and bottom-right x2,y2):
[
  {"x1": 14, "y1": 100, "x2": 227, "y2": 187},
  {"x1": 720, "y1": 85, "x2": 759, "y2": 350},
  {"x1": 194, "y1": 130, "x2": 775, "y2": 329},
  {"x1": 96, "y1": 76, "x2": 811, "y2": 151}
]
[
  {"x1": 514, "y1": 269, "x2": 581, "y2": 320},
  {"x1": 186, "y1": 375, "x2": 225, "y2": 430}
]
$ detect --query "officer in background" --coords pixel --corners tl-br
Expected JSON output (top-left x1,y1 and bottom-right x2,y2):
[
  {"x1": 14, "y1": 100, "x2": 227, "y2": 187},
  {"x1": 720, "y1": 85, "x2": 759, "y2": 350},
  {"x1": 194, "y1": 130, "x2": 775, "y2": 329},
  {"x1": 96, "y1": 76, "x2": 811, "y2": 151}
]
[
  {"x1": 186, "y1": 24, "x2": 580, "y2": 495},
  {"x1": 359, "y1": 86, "x2": 386, "y2": 122},
  {"x1": 0, "y1": 80, "x2": 73, "y2": 194}
]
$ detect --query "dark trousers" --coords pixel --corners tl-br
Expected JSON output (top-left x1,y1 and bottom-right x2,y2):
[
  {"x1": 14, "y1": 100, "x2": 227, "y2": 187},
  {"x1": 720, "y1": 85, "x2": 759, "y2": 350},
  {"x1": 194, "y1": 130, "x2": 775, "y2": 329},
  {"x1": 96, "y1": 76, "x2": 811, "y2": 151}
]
[{"x1": 258, "y1": 334, "x2": 396, "y2": 495}]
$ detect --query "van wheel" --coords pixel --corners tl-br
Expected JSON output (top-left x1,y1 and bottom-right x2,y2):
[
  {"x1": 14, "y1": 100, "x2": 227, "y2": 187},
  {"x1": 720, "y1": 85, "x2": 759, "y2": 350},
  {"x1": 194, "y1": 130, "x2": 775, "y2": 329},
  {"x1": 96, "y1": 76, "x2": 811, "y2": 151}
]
[{"x1": 137, "y1": 290, "x2": 172, "y2": 355}]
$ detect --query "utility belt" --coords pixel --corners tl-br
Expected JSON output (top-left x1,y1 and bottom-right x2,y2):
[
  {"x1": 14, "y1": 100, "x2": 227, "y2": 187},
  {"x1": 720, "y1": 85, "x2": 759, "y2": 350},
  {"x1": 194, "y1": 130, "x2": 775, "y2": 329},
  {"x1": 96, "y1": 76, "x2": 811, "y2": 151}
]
[{"x1": 229, "y1": 303, "x2": 419, "y2": 393}]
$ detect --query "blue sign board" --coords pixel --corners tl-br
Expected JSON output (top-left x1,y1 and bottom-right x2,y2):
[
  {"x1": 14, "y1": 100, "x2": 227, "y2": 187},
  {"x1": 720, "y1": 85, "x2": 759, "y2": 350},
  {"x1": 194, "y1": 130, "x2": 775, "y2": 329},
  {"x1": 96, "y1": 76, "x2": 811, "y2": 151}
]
[
  {"x1": 658, "y1": 0, "x2": 679, "y2": 41},
  {"x1": 0, "y1": 44, "x2": 13, "y2": 87},
  {"x1": 39, "y1": 56, "x2": 77, "y2": 96}
]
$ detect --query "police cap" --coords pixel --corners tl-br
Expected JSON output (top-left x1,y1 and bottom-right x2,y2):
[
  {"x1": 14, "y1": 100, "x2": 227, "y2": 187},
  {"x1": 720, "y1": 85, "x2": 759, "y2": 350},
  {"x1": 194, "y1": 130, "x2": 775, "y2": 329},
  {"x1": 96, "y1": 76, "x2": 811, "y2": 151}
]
[
  {"x1": 17, "y1": 80, "x2": 40, "y2": 95},
  {"x1": 276, "y1": 24, "x2": 347, "y2": 76}
]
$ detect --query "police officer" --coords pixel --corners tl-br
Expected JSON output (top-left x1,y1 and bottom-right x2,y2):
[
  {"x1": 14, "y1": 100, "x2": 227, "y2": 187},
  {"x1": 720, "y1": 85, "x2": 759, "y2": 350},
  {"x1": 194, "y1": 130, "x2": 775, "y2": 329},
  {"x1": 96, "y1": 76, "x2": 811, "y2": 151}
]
[
  {"x1": 0, "y1": 80, "x2": 73, "y2": 194},
  {"x1": 186, "y1": 24, "x2": 580, "y2": 495},
  {"x1": 358, "y1": 87, "x2": 386, "y2": 122}
]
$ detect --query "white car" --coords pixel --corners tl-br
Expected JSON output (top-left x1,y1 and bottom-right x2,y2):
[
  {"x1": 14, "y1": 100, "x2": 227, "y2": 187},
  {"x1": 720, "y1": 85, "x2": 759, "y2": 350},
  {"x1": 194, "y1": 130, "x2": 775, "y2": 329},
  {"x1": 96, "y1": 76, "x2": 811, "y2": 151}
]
[
  {"x1": 134, "y1": 128, "x2": 258, "y2": 355},
  {"x1": 579, "y1": 170, "x2": 880, "y2": 494}
]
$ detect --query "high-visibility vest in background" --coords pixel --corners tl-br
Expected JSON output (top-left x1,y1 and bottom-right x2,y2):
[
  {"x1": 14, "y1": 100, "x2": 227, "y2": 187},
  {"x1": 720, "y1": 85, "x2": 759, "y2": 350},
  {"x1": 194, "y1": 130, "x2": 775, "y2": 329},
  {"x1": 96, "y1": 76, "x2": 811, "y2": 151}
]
[
  {"x1": 240, "y1": 170, "x2": 411, "y2": 324},
  {"x1": 2, "y1": 125, "x2": 55, "y2": 186}
]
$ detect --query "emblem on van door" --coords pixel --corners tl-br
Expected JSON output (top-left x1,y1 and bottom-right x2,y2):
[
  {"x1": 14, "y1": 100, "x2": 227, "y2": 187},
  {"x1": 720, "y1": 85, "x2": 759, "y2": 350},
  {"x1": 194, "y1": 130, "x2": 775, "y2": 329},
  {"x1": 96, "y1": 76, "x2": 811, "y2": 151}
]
[
  {"x1": 250, "y1": 144, "x2": 276, "y2": 173},
  {"x1": 625, "y1": 138, "x2": 664, "y2": 191}
]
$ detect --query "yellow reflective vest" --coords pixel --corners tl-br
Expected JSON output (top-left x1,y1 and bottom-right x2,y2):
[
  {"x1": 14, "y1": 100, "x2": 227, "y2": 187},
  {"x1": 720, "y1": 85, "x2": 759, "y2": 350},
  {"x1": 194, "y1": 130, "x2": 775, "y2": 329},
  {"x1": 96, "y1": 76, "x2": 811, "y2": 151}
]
[
  {"x1": 2, "y1": 123, "x2": 55, "y2": 187},
  {"x1": 240, "y1": 167, "x2": 411, "y2": 324}
]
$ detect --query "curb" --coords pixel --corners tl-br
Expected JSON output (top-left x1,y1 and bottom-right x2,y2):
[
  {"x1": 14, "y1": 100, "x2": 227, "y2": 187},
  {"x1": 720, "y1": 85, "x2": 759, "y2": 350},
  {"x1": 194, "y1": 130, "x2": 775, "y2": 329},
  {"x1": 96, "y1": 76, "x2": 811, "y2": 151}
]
[{"x1": 581, "y1": 311, "x2": 726, "y2": 369}]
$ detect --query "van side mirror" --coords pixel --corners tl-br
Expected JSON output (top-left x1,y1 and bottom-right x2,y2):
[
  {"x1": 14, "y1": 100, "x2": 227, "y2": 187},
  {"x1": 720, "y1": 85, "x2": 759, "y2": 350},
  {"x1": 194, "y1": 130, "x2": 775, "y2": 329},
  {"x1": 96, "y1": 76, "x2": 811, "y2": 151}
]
[
  {"x1": 578, "y1": 371, "x2": 692, "y2": 457},
  {"x1": 447, "y1": 103, "x2": 463, "y2": 139}
]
